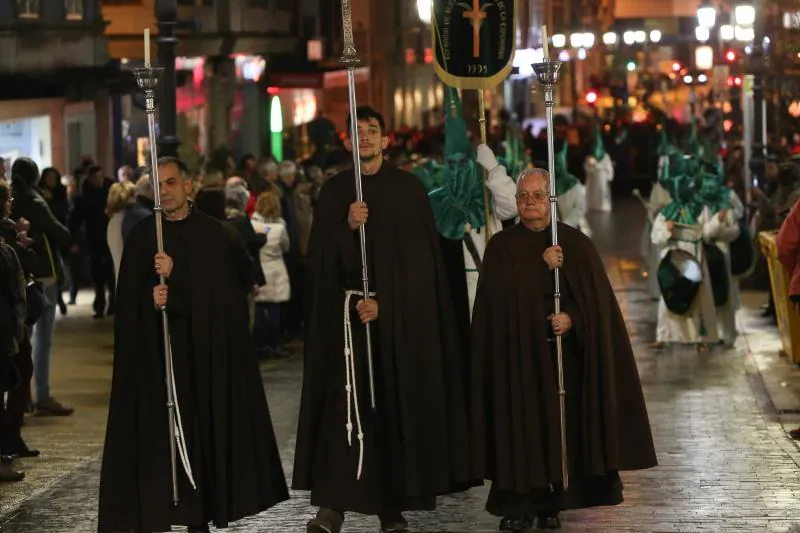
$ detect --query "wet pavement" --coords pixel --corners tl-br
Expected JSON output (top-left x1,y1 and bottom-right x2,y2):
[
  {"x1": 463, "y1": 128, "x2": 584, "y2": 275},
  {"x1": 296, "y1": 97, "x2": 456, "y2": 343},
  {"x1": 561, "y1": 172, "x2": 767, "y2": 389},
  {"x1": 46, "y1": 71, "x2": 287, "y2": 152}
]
[{"x1": 3, "y1": 200, "x2": 800, "y2": 532}]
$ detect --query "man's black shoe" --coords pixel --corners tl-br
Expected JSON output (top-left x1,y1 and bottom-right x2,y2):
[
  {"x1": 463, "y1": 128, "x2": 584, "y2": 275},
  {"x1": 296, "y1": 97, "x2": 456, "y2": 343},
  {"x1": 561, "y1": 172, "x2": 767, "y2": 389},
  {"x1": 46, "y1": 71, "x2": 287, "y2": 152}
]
[
  {"x1": 2, "y1": 434, "x2": 40, "y2": 458},
  {"x1": 498, "y1": 516, "x2": 532, "y2": 532},
  {"x1": 537, "y1": 511, "x2": 561, "y2": 529}
]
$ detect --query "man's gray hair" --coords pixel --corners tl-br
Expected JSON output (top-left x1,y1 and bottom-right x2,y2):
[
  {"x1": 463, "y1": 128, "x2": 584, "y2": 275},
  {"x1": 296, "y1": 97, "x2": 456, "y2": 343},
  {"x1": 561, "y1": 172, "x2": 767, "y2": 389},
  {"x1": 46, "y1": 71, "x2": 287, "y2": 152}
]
[
  {"x1": 135, "y1": 175, "x2": 154, "y2": 200},
  {"x1": 278, "y1": 160, "x2": 297, "y2": 176},
  {"x1": 257, "y1": 159, "x2": 277, "y2": 176},
  {"x1": 516, "y1": 168, "x2": 550, "y2": 192},
  {"x1": 225, "y1": 183, "x2": 249, "y2": 211}
]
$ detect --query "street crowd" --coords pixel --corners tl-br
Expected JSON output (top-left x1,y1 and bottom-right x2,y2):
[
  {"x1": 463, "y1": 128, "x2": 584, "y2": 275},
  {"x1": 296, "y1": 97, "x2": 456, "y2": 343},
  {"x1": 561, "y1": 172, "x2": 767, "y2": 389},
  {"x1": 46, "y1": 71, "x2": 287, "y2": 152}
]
[{"x1": 0, "y1": 100, "x2": 798, "y2": 533}]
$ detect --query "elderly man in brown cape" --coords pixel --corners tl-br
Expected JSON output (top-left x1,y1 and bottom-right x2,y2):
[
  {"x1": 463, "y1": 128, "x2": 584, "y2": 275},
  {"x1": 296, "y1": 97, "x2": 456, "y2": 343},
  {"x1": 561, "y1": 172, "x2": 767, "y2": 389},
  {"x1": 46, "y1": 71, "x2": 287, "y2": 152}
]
[{"x1": 469, "y1": 168, "x2": 657, "y2": 531}]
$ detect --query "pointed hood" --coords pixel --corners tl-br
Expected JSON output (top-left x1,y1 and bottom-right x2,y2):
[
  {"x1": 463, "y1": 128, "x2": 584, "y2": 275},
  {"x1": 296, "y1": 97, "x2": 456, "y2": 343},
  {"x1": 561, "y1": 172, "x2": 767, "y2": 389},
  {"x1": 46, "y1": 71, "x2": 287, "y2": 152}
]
[
  {"x1": 657, "y1": 123, "x2": 671, "y2": 157},
  {"x1": 686, "y1": 119, "x2": 700, "y2": 159},
  {"x1": 554, "y1": 140, "x2": 579, "y2": 195},
  {"x1": 660, "y1": 171, "x2": 702, "y2": 224},
  {"x1": 590, "y1": 122, "x2": 607, "y2": 161},
  {"x1": 444, "y1": 87, "x2": 471, "y2": 157},
  {"x1": 499, "y1": 121, "x2": 530, "y2": 180},
  {"x1": 414, "y1": 86, "x2": 485, "y2": 240}
]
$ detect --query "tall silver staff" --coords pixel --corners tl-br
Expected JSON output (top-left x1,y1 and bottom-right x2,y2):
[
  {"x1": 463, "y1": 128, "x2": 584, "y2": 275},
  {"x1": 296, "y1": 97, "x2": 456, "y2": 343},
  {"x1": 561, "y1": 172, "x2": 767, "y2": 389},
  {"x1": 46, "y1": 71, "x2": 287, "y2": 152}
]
[
  {"x1": 133, "y1": 31, "x2": 196, "y2": 504},
  {"x1": 340, "y1": 0, "x2": 376, "y2": 410},
  {"x1": 533, "y1": 29, "x2": 568, "y2": 490}
]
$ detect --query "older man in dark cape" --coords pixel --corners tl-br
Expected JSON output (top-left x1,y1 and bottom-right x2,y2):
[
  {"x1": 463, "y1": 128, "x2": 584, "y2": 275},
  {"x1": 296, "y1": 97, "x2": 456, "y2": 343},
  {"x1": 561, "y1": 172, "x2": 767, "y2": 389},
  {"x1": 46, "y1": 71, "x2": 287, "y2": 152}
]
[
  {"x1": 98, "y1": 157, "x2": 288, "y2": 533},
  {"x1": 470, "y1": 168, "x2": 657, "y2": 531},
  {"x1": 293, "y1": 106, "x2": 475, "y2": 533}
]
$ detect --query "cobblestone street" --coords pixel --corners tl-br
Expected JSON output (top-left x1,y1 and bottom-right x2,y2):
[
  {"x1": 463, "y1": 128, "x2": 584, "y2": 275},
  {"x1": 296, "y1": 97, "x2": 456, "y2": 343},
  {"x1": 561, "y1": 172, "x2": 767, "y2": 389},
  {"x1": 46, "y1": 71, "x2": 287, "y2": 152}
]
[{"x1": 2, "y1": 202, "x2": 800, "y2": 532}]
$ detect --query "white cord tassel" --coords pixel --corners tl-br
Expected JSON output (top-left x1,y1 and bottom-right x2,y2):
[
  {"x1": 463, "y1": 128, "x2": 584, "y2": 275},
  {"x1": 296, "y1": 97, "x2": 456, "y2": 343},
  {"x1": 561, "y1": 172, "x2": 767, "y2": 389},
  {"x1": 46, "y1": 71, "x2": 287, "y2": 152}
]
[
  {"x1": 343, "y1": 290, "x2": 374, "y2": 480},
  {"x1": 167, "y1": 332, "x2": 197, "y2": 490}
]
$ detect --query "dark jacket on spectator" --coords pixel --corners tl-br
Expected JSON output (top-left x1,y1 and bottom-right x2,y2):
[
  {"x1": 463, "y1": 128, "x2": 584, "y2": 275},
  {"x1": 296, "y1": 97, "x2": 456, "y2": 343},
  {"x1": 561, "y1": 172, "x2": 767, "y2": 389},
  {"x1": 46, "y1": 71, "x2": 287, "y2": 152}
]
[
  {"x1": 39, "y1": 176, "x2": 69, "y2": 225},
  {"x1": 69, "y1": 177, "x2": 113, "y2": 250},
  {"x1": 10, "y1": 158, "x2": 72, "y2": 282},
  {"x1": 122, "y1": 196, "x2": 154, "y2": 244},
  {"x1": 226, "y1": 210, "x2": 267, "y2": 287},
  {"x1": 194, "y1": 186, "x2": 226, "y2": 220}
]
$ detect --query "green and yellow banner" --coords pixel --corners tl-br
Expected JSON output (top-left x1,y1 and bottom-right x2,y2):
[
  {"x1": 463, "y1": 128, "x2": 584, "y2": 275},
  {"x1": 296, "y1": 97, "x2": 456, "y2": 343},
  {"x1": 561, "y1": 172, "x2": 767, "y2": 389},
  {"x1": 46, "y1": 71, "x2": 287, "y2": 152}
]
[{"x1": 432, "y1": 0, "x2": 516, "y2": 89}]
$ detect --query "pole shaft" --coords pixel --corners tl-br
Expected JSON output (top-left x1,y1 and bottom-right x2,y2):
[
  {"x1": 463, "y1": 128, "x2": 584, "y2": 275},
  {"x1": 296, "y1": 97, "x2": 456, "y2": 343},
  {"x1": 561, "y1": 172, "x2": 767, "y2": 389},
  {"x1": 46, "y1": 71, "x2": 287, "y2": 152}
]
[
  {"x1": 341, "y1": 0, "x2": 376, "y2": 410},
  {"x1": 146, "y1": 101, "x2": 180, "y2": 505},
  {"x1": 477, "y1": 91, "x2": 492, "y2": 243},
  {"x1": 544, "y1": 82, "x2": 569, "y2": 491}
]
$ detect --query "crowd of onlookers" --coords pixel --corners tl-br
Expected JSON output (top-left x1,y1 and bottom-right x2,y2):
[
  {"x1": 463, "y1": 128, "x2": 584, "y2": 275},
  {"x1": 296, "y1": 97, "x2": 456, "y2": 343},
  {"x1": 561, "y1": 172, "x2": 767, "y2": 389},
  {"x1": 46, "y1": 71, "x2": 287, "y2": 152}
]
[{"x1": 0, "y1": 148, "x2": 329, "y2": 483}]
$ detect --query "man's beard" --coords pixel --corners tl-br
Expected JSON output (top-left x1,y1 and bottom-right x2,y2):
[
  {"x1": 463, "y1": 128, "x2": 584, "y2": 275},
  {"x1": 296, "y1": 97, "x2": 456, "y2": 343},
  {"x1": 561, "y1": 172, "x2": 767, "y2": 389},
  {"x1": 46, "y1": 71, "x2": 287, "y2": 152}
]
[{"x1": 359, "y1": 149, "x2": 381, "y2": 162}]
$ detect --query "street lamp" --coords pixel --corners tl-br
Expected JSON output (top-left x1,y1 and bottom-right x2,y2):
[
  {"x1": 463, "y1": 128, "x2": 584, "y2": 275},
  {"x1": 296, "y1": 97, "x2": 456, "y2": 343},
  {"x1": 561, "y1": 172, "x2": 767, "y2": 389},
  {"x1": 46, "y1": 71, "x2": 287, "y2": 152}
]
[
  {"x1": 697, "y1": 0, "x2": 716, "y2": 28},
  {"x1": 623, "y1": 31, "x2": 635, "y2": 45},
  {"x1": 416, "y1": 0, "x2": 431, "y2": 24},
  {"x1": 155, "y1": 0, "x2": 180, "y2": 157},
  {"x1": 695, "y1": 45, "x2": 714, "y2": 69},
  {"x1": 735, "y1": 25, "x2": 755, "y2": 41},
  {"x1": 603, "y1": 32, "x2": 617, "y2": 45},
  {"x1": 735, "y1": 4, "x2": 756, "y2": 26},
  {"x1": 720, "y1": 24, "x2": 735, "y2": 40}
]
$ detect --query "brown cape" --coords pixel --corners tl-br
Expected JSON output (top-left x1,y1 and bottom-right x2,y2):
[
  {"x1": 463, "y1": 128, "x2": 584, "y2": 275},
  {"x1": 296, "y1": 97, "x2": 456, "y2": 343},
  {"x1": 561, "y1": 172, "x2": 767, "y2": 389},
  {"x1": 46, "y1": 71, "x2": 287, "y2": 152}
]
[
  {"x1": 469, "y1": 223, "x2": 657, "y2": 493},
  {"x1": 292, "y1": 163, "x2": 477, "y2": 514}
]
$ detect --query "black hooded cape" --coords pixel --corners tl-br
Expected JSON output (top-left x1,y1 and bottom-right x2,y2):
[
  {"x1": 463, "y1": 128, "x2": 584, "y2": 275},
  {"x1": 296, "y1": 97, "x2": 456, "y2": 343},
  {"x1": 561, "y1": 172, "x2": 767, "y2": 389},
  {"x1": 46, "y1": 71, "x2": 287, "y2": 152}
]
[
  {"x1": 97, "y1": 209, "x2": 288, "y2": 533},
  {"x1": 292, "y1": 163, "x2": 477, "y2": 515},
  {"x1": 469, "y1": 223, "x2": 657, "y2": 496}
]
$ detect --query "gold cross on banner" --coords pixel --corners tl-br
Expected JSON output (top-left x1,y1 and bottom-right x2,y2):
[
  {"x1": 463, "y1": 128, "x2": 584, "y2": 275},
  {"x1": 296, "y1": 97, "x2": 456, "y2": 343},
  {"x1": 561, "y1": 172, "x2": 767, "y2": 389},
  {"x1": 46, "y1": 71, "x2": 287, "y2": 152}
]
[{"x1": 459, "y1": 0, "x2": 492, "y2": 59}]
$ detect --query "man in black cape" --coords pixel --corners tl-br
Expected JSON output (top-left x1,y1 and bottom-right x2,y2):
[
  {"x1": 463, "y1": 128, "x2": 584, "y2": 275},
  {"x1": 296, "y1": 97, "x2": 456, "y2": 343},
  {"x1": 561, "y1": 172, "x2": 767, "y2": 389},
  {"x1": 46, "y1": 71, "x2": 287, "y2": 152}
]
[
  {"x1": 98, "y1": 156, "x2": 288, "y2": 533},
  {"x1": 470, "y1": 168, "x2": 657, "y2": 531},
  {"x1": 294, "y1": 106, "x2": 475, "y2": 533}
]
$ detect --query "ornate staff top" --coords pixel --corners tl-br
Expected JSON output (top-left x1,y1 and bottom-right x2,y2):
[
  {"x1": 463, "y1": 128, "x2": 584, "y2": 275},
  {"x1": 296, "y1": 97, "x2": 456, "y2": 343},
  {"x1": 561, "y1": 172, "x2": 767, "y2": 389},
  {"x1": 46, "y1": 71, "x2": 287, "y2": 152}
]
[{"x1": 340, "y1": 0, "x2": 361, "y2": 67}]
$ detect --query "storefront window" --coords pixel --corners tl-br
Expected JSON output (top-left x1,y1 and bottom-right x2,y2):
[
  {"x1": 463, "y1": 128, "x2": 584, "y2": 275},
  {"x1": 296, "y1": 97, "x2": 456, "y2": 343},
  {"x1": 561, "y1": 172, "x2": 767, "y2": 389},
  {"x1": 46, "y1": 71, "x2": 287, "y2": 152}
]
[{"x1": 16, "y1": 0, "x2": 39, "y2": 18}]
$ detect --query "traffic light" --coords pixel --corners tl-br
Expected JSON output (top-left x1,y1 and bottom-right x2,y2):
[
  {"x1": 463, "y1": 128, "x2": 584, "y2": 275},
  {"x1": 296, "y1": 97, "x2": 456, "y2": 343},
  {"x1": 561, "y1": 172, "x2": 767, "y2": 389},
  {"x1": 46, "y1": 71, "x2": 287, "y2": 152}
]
[
  {"x1": 725, "y1": 49, "x2": 737, "y2": 63},
  {"x1": 585, "y1": 89, "x2": 598, "y2": 105}
]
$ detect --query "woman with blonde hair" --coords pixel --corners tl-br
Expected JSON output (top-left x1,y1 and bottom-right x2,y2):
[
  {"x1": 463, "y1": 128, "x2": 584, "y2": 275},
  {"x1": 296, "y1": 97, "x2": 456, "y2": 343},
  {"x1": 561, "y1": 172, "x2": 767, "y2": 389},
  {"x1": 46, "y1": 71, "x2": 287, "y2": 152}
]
[
  {"x1": 105, "y1": 181, "x2": 135, "y2": 281},
  {"x1": 250, "y1": 191, "x2": 291, "y2": 357}
]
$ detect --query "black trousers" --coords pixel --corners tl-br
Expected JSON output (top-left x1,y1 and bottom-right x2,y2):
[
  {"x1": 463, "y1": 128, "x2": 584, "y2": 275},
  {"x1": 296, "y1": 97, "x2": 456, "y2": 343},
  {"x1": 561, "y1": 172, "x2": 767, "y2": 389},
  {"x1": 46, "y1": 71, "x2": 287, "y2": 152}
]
[
  {"x1": 89, "y1": 244, "x2": 115, "y2": 315},
  {"x1": 0, "y1": 334, "x2": 33, "y2": 452}
]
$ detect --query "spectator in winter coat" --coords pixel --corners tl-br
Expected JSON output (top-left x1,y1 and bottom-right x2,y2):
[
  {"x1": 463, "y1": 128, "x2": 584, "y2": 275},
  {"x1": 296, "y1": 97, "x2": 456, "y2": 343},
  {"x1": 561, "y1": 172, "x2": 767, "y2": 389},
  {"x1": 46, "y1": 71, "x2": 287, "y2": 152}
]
[
  {"x1": 106, "y1": 181, "x2": 136, "y2": 282},
  {"x1": 121, "y1": 175, "x2": 154, "y2": 244},
  {"x1": 250, "y1": 191, "x2": 291, "y2": 358},
  {"x1": 0, "y1": 179, "x2": 41, "y2": 480},
  {"x1": 68, "y1": 165, "x2": 115, "y2": 318},
  {"x1": 9, "y1": 158, "x2": 73, "y2": 417}
]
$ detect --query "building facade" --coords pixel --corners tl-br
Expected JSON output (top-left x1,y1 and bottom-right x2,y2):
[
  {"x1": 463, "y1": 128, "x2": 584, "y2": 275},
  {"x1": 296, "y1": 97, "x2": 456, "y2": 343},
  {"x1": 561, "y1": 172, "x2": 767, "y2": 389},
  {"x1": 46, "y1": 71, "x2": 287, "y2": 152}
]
[
  {"x1": 0, "y1": 0, "x2": 118, "y2": 175},
  {"x1": 101, "y1": 0, "x2": 301, "y2": 169}
]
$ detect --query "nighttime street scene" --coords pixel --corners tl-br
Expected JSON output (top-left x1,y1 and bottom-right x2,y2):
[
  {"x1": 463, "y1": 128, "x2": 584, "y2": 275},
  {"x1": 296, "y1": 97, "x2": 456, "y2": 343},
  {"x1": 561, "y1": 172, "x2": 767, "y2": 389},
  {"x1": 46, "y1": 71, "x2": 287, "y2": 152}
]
[{"x1": 3, "y1": 0, "x2": 800, "y2": 532}]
